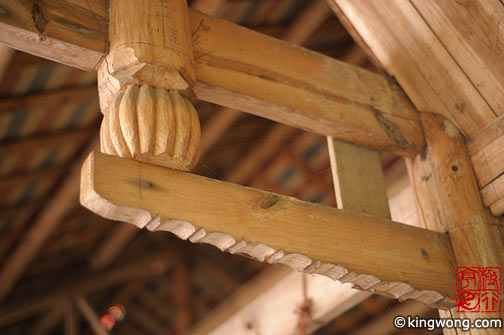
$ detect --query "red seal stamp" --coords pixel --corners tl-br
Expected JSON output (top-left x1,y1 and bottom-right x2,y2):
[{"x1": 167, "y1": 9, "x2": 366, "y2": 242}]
[{"x1": 456, "y1": 267, "x2": 501, "y2": 313}]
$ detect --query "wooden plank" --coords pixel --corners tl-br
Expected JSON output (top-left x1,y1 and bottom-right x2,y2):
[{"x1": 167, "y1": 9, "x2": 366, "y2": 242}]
[
  {"x1": 75, "y1": 296, "x2": 107, "y2": 335},
  {"x1": 0, "y1": 2, "x2": 424, "y2": 156},
  {"x1": 410, "y1": 0, "x2": 504, "y2": 117},
  {"x1": 480, "y1": 174, "x2": 504, "y2": 214},
  {"x1": 327, "y1": 139, "x2": 390, "y2": 218},
  {"x1": 0, "y1": 136, "x2": 99, "y2": 301},
  {"x1": 329, "y1": 0, "x2": 497, "y2": 138},
  {"x1": 81, "y1": 151, "x2": 456, "y2": 306},
  {"x1": 190, "y1": 10, "x2": 423, "y2": 157},
  {"x1": 467, "y1": 114, "x2": 504, "y2": 188}
]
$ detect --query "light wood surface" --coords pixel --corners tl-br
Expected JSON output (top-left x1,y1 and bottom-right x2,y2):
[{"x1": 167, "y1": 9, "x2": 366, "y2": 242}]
[
  {"x1": 327, "y1": 138, "x2": 390, "y2": 218},
  {"x1": 81, "y1": 151, "x2": 456, "y2": 306},
  {"x1": 408, "y1": 112, "x2": 504, "y2": 334},
  {"x1": 467, "y1": 114, "x2": 504, "y2": 215},
  {"x1": 0, "y1": 1, "x2": 424, "y2": 156},
  {"x1": 329, "y1": 0, "x2": 497, "y2": 138},
  {"x1": 98, "y1": 0, "x2": 195, "y2": 113},
  {"x1": 100, "y1": 85, "x2": 200, "y2": 170}
]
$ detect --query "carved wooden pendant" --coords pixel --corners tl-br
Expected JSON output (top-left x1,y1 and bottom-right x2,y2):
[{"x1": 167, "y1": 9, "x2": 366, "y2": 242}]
[{"x1": 100, "y1": 85, "x2": 200, "y2": 171}]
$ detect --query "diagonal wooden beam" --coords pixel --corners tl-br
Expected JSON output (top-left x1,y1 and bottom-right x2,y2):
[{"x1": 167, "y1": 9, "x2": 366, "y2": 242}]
[
  {"x1": 81, "y1": 152, "x2": 456, "y2": 306},
  {"x1": 0, "y1": 1, "x2": 424, "y2": 156},
  {"x1": 75, "y1": 296, "x2": 107, "y2": 335},
  {"x1": 0, "y1": 136, "x2": 99, "y2": 301},
  {"x1": 193, "y1": 137, "x2": 394, "y2": 334},
  {"x1": 327, "y1": 0, "x2": 497, "y2": 138},
  {"x1": 0, "y1": 249, "x2": 173, "y2": 328}
]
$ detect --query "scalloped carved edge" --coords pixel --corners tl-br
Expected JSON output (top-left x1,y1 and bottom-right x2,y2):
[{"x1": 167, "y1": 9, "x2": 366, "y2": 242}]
[{"x1": 80, "y1": 160, "x2": 455, "y2": 309}]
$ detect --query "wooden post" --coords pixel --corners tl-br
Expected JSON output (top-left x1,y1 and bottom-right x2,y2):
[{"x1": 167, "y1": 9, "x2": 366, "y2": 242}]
[
  {"x1": 98, "y1": 0, "x2": 200, "y2": 171},
  {"x1": 408, "y1": 112, "x2": 504, "y2": 334}
]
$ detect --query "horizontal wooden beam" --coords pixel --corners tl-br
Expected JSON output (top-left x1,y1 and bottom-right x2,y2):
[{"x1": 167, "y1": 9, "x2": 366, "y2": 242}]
[
  {"x1": 0, "y1": 1, "x2": 424, "y2": 156},
  {"x1": 81, "y1": 152, "x2": 456, "y2": 306},
  {"x1": 0, "y1": 85, "x2": 98, "y2": 113}
]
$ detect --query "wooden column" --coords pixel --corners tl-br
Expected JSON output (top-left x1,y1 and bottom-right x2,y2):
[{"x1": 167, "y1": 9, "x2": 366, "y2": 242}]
[
  {"x1": 408, "y1": 113, "x2": 504, "y2": 334},
  {"x1": 98, "y1": 0, "x2": 200, "y2": 171}
]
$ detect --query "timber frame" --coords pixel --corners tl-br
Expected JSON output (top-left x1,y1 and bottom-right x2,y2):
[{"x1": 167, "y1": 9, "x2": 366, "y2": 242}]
[{"x1": 1, "y1": 0, "x2": 503, "y2": 330}]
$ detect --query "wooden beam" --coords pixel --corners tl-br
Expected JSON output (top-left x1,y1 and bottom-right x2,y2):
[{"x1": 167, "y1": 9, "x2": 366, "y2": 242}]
[
  {"x1": 0, "y1": 1, "x2": 424, "y2": 156},
  {"x1": 408, "y1": 113, "x2": 504, "y2": 333},
  {"x1": 63, "y1": 300, "x2": 79, "y2": 335},
  {"x1": 0, "y1": 136, "x2": 99, "y2": 301},
  {"x1": 0, "y1": 127, "x2": 94, "y2": 159},
  {"x1": 328, "y1": 0, "x2": 498, "y2": 138},
  {"x1": 0, "y1": 249, "x2": 173, "y2": 327},
  {"x1": 467, "y1": 114, "x2": 504, "y2": 216},
  {"x1": 195, "y1": 138, "x2": 395, "y2": 334},
  {"x1": 0, "y1": 85, "x2": 98, "y2": 113},
  {"x1": 81, "y1": 151, "x2": 455, "y2": 306},
  {"x1": 75, "y1": 296, "x2": 107, "y2": 335},
  {"x1": 173, "y1": 261, "x2": 191, "y2": 335},
  {"x1": 88, "y1": 0, "x2": 332, "y2": 271},
  {"x1": 0, "y1": 44, "x2": 14, "y2": 79}
]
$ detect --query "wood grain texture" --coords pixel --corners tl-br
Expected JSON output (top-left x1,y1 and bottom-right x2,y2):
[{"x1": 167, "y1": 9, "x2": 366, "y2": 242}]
[
  {"x1": 100, "y1": 85, "x2": 200, "y2": 170},
  {"x1": 0, "y1": 0, "x2": 107, "y2": 70},
  {"x1": 327, "y1": 139, "x2": 391, "y2": 218},
  {"x1": 330, "y1": 0, "x2": 497, "y2": 138},
  {"x1": 410, "y1": 0, "x2": 504, "y2": 117},
  {"x1": 98, "y1": 0, "x2": 195, "y2": 113},
  {"x1": 0, "y1": 2, "x2": 424, "y2": 156},
  {"x1": 408, "y1": 113, "x2": 504, "y2": 334},
  {"x1": 81, "y1": 151, "x2": 456, "y2": 306},
  {"x1": 191, "y1": 11, "x2": 423, "y2": 157}
]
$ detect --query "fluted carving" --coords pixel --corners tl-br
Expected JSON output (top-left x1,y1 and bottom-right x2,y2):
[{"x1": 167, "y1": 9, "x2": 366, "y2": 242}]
[{"x1": 100, "y1": 85, "x2": 200, "y2": 171}]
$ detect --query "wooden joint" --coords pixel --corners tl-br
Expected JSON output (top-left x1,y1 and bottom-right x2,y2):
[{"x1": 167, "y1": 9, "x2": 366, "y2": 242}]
[{"x1": 97, "y1": 0, "x2": 200, "y2": 169}]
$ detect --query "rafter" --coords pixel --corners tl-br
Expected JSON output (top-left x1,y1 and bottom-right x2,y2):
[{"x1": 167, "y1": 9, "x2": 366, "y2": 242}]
[
  {"x1": 0, "y1": 137, "x2": 99, "y2": 301},
  {"x1": 0, "y1": 0, "x2": 424, "y2": 156}
]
